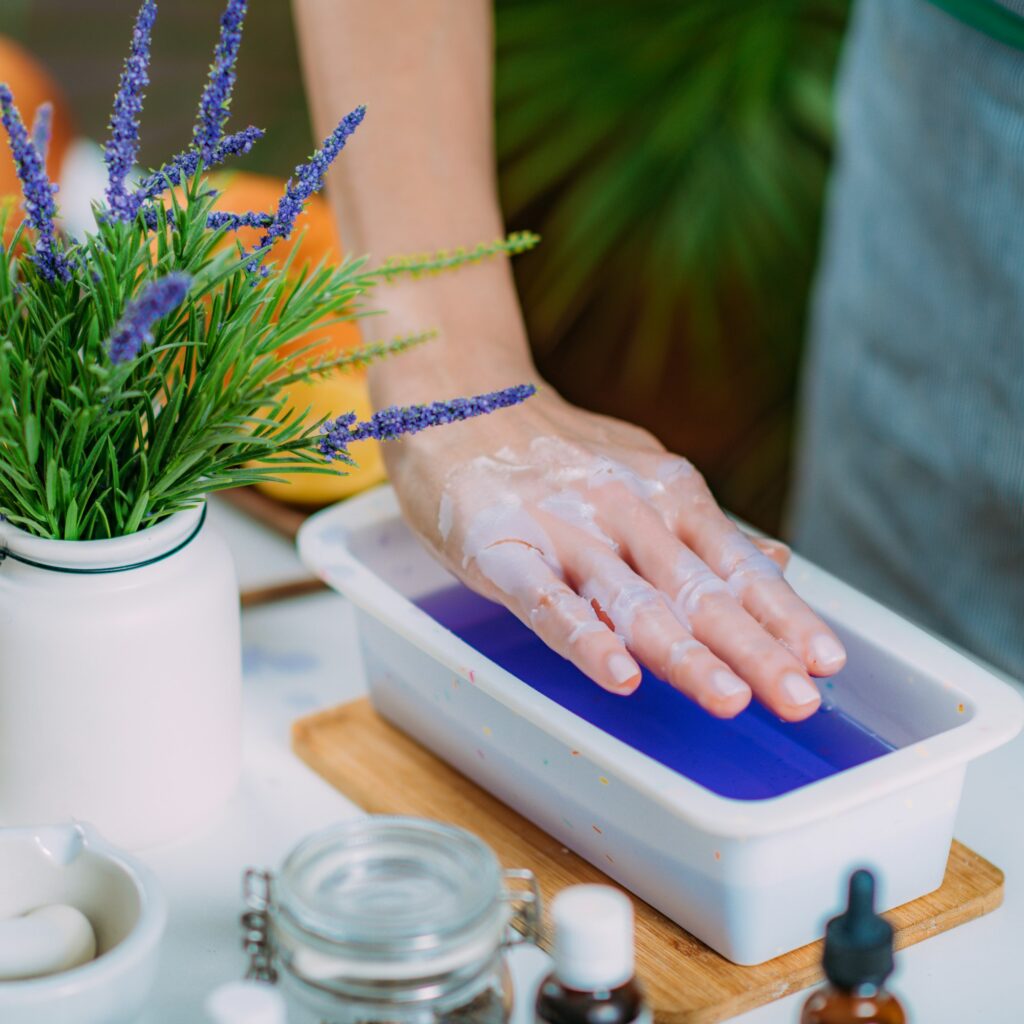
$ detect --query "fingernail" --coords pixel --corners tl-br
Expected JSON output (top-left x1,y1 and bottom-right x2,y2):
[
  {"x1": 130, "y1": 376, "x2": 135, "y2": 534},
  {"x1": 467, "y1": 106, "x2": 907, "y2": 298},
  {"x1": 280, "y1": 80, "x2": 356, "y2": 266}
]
[
  {"x1": 709, "y1": 670, "x2": 749, "y2": 699},
  {"x1": 780, "y1": 672, "x2": 820, "y2": 707},
  {"x1": 808, "y1": 634, "x2": 846, "y2": 672},
  {"x1": 608, "y1": 653, "x2": 640, "y2": 689}
]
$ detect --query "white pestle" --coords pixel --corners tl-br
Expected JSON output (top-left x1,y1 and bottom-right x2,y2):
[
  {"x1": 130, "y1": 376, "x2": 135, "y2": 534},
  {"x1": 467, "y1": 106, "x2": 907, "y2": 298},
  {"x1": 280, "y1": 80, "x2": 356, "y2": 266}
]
[{"x1": 0, "y1": 904, "x2": 97, "y2": 981}]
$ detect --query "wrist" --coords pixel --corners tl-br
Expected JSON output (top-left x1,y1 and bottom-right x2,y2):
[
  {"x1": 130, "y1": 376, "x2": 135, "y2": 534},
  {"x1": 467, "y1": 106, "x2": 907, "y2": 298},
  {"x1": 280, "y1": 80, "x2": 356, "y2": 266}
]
[
  {"x1": 369, "y1": 349, "x2": 541, "y2": 407},
  {"x1": 365, "y1": 267, "x2": 540, "y2": 407}
]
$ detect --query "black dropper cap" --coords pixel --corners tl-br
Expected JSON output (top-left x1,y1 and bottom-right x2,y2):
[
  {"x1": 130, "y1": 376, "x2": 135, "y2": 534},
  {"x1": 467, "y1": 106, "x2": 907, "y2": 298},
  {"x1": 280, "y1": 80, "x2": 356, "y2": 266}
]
[{"x1": 822, "y1": 870, "x2": 894, "y2": 991}]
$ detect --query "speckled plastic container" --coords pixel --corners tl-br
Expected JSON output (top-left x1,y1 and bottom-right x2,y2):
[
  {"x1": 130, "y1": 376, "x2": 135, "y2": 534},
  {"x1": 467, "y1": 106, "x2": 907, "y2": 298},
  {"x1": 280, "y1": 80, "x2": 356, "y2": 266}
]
[{"x1": 299, "y1": 485, "x2": 1024, "y2": 964}]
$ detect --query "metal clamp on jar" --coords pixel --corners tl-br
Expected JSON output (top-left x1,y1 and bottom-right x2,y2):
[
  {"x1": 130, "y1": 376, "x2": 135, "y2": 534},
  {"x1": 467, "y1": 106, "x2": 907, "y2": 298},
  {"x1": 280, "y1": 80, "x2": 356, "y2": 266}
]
[{"x1": 242, "y1": 816, "x2": 543, "y2": 1023}]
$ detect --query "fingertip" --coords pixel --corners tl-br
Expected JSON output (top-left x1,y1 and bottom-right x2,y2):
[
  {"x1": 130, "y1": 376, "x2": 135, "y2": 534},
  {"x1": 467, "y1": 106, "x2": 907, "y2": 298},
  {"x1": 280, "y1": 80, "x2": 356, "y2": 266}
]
[
  {"x1": 664, "y1": 661, "x2": 752, "y2": 718},
  {"x1": 609, "y1": 677, "x2": 642, "y2": 697},
  {"x1": 696, "y1": 670, "x2": 752, "y2": 718},
  {"x1": 806, "y1": 633, "x2": 847, "y2": 676},
  {"x1": 605, "y1": 651, "x2": 642, "y2": 694},
  {"x1": 699, "y1": 689, "x2": 751, "y2": 719},
  {"x1": 776, "y1": 701, "x2": 820, "y2": 723},
  {"x1": 774, "y1": 672, "x2": 822, "y2": 721}
]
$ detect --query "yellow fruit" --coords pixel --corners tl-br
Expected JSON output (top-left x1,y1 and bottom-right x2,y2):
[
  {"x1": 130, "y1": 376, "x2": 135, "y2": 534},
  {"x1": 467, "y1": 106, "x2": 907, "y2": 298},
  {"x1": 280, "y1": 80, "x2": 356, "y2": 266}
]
[{"x1": 254, "y1": 370, "x2": 386, "y2": 507}]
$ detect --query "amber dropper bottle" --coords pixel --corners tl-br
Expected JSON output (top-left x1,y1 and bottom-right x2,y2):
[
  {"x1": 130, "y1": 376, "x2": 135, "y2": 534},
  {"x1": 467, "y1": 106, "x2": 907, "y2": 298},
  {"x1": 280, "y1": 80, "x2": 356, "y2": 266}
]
[
  {"x1": 535, "y1": 885, "x2": 651, "y2": 1024},
  {"x1": 801, "y1": 870, "x2": 908, "y2": 1024}
]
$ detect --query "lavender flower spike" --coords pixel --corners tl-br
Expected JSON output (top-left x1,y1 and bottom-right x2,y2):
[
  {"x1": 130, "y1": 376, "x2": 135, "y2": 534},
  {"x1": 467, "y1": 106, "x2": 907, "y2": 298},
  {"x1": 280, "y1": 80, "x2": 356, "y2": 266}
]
[
  {"x1": 194, "y1": 0, "x2": 248, "y2": 160},
  {"x1": 104, "y1": 0, "x2": 157, "y2": 222},
  {"x1": 30, "y1": 102, "x2": 52, "y2": 166},
  {"x1": 206, "y1": 210, "x2": 273, "y2": 231},
  {"x1": 107, "y1": 273, "x2": 191, "y2": 364},
  {"x1": 0, "y1": 85, "x2": 70, "y2": 283},
  {"x1": 134, "y1": 125, "x2": 264, "y2": 203},
  {"x1": 141, "y1": 206, "x2": 271, "y2": 233},
  {"x1": 319, "y1": 384, "x2": 536, "y2": 462},
  {"x1": 256, "y1": 105, "x2": 366, "y2": 258}
]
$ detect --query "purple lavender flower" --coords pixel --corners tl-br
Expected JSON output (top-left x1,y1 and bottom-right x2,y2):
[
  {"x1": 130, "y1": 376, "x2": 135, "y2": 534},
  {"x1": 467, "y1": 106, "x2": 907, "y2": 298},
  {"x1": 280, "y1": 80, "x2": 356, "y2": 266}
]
[
  {"x1": 104, "y1": 0, "x2": 157, "y2": 222},
  {"x1": 30, "y1": 102, "x2": 52, "y2": 166},
  {"x1": 0, "y1": 85, "x2": 70, "y2": 283},
  {"x1": 206, "y1": 210, "x2": 273, "y2": 231},
  {"x1": 194, "y1": 0, "x2": 248, "y2": 160},
  {"x1": 318, "y1": 384, "x2": 536, "y2": 462},
  {"x1": 134, "y1": 125, "x2": 264, "y2": 203},
  {"x1": 254, "y1": 106, "x2": 365, "y2": 264},
  {"x1": 141, "y1": 205, "x2": 271, "y2": 233},
  {"x1": 107, "y1": 273, "x2": 191, "y2": 364}
]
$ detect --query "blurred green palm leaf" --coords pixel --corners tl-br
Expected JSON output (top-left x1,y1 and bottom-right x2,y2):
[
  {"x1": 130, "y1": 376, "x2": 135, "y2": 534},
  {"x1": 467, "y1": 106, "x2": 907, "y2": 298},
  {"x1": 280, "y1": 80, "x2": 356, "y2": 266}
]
[{"x1": 495, "y1": 0, "x2": 849, "y2": 385}]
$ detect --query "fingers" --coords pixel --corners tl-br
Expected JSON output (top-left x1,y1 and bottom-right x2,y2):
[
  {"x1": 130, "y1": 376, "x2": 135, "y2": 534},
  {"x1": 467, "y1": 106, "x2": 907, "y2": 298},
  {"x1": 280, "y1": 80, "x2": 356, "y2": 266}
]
[
  {"x1": 545, "y1": 522, "x2": 752, "y2": 717},
  {"x1": 663, "y1": 474, "x2": 845, "y2": 678},
  {"x1": 597, "y1": 498, "x2": 822, "y2": 721},
  {"x1": 467, "y1": 535, "x2": 642, "y2": 695},
  {"x1": 529, "y1": 580, "x2": 643, "y2": 696},
  {"x1": 750, "y1": 534, "x2": 791, "y2": 571},
  {"x1": 688, "y1": 589, "x2": 823, "y2": 721},
  {"x1": 451, "y1": 455, "x2": 835, "y2": 722}
]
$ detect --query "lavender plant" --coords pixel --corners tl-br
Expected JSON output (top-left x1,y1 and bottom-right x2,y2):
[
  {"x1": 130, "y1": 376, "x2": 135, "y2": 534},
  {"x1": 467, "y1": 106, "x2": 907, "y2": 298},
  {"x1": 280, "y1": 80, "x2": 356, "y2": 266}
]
[{"x1": 0, "y1": 0, "x2": 537, "y2": 541}]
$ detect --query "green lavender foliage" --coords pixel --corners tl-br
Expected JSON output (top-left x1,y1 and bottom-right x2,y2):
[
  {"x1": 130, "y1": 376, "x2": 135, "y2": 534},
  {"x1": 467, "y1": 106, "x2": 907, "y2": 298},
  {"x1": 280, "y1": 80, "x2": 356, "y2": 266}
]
[{"x1": 0, "y1": 172, "x2": 537, "y2": 540}]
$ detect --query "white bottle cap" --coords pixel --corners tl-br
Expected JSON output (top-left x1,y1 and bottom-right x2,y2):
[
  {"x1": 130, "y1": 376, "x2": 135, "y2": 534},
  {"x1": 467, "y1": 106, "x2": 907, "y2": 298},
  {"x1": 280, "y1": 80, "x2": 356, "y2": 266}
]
[
  {"x1": 551, "y1": 885, "x2": 635, "y2": 991},
  {"x1": 204, "y1": 981, "x2": 288, "y2": 1024}
]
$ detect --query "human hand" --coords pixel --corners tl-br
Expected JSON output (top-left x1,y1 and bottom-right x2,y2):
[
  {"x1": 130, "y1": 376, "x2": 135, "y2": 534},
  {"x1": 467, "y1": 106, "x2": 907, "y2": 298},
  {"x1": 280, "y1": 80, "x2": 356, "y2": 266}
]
[
  {"x1": 292, "y1": 0, "x2": 845, "y2": 720},
  {"x1": 382, "y1": 386, "x2": 845, "y2": 721}
]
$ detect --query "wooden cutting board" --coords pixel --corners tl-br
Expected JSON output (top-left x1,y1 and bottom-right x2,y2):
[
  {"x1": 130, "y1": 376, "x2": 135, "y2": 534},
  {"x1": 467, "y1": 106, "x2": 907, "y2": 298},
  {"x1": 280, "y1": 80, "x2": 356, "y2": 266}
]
[{"x1": 292, "y1": 699, "x2": 1004, "y2": 1024}]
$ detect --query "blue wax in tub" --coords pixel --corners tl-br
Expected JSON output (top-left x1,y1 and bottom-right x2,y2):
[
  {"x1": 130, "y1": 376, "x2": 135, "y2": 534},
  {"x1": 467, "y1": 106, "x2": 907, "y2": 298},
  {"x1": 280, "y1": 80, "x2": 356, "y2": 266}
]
[{"x1": 414, "y1": 583, "x2": 894, "y2": 800}]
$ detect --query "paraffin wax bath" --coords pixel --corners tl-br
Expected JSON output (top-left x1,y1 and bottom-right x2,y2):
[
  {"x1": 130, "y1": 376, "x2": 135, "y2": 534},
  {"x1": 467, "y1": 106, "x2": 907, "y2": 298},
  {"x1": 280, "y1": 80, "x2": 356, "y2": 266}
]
[{"x1": 415, "y1": 584, "x2": 893, "y2": 801}]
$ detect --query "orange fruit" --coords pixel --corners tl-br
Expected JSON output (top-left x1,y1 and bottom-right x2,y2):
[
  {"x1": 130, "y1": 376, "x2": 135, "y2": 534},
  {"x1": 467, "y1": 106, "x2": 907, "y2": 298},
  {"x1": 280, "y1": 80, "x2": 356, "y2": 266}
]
[
  {"x1": 0, "y1": 36, "x2": 75, "y2": 242},
  {"x1": 208, "y1": 170, "x2": 363, "y2": 361},
  {"x1": 254, "y1": 370, "x2": 386, "y2": 507},
  {"x1": 208, "y1": 173, "x2": 384, "y2": 505}
]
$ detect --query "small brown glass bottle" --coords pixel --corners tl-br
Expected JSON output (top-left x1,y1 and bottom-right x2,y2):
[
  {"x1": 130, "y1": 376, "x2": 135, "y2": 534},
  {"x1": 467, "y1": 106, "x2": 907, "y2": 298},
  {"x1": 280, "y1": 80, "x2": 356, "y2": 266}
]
[
  {"x1": 535, "y1": 885, "x2": 651, "y2": 1024},
  {"x1": 801, "y1": 870, "x2": 908, "y2": 1024}
]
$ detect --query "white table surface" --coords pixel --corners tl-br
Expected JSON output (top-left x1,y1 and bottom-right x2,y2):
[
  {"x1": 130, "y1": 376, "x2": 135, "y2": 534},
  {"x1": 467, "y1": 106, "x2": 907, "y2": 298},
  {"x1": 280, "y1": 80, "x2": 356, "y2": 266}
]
[{"x1": 140, "y1": 497, "x2": 1024, "y2": 1023}]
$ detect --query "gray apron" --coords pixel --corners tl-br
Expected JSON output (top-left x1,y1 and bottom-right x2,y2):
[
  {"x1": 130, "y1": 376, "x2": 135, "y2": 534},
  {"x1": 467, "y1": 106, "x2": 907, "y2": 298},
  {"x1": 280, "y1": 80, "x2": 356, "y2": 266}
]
[{"x1": 790, "y1": 0, "x2": 1024, "y2": 678}]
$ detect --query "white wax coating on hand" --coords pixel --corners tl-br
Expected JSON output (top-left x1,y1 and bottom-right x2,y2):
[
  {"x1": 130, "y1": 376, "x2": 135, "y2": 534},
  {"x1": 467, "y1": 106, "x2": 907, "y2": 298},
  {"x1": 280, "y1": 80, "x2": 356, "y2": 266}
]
[
  {"x1": 566, "y1": 619, "x2": 611, "y2": 646},
  {"x1": 537, "y1": 491, "x2": 618, "y2": 550},
  {"x1": 585, "y1": 455, "x2": 664, "y2": 500},
  {"x1": 670, "y1": 550, "x2": 731, "y2": 623},
  {"x1": 715, "y1": 532, "x2": 783, "y2": 597},
  {"x1": 0, "y1": 904, "x2": 97, "y2": 980},
  {"x1": 462, "y1": 497, "x2": 561, "y2": 599},
  {"x1": 578, "y1": 554, "x2": 669, "y2": 645},
  {"x1": 437, "y1": 490, "x2": 454, "y2": 541},
  {"x1": 655, "y1": 456, "x2": 696, "y2": 483}
]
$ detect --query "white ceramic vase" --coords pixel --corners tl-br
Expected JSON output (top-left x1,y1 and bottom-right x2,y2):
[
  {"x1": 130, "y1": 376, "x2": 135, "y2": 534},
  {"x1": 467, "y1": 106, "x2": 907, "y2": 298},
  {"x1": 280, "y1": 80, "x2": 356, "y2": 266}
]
[{"x1": 0, "y1": 504, "x2": 241, "y2": 848}]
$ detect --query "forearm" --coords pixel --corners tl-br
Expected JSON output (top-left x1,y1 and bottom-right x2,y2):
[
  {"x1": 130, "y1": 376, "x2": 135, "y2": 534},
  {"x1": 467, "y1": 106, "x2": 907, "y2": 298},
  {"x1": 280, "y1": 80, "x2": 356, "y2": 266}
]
[{"x1": 291, "y1": 0, "x2": 537, "y2": 405}]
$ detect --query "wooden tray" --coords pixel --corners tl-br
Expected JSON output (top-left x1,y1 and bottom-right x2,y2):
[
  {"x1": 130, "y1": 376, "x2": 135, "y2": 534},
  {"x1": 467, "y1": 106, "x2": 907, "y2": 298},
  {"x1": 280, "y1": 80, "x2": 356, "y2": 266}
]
[{"x1": 293, "y1": 699, "x2": 1004, "y2": 1023}]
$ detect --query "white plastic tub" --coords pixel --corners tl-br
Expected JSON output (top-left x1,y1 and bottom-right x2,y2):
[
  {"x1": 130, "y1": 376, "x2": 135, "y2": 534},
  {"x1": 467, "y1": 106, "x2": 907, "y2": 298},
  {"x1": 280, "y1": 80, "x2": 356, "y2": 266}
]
[{"x1": 299, "y1": 485, "x2": 1024, "y2": 964}]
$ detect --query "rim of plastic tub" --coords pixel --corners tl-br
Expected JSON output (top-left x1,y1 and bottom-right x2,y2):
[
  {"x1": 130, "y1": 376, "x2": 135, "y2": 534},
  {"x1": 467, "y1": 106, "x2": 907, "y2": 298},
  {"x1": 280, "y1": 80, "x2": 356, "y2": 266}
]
[
  {"x1": 0, "y1": 822, "x2": 168, "y2": 1004},
  {"x1": 298, "y1": 485, "x2": 1024, "y2": 840}
]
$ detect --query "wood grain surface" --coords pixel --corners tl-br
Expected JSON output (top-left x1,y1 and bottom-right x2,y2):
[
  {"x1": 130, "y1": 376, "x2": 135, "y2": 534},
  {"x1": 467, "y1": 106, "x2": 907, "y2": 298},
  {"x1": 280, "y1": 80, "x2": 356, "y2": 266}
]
[
  {"x1": 292, "y1": 698, "x2": 1005, "y2": 1023},
  {"x1": 221, "y1": 486, "x2": 311, "y2": 540}
]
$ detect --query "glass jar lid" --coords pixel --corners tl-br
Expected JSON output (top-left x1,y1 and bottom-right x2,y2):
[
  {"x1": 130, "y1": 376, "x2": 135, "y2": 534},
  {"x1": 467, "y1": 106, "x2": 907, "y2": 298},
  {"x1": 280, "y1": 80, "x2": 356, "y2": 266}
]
[{"x1": 273, "y1": 816, "x2": 506, "y2": 981}]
